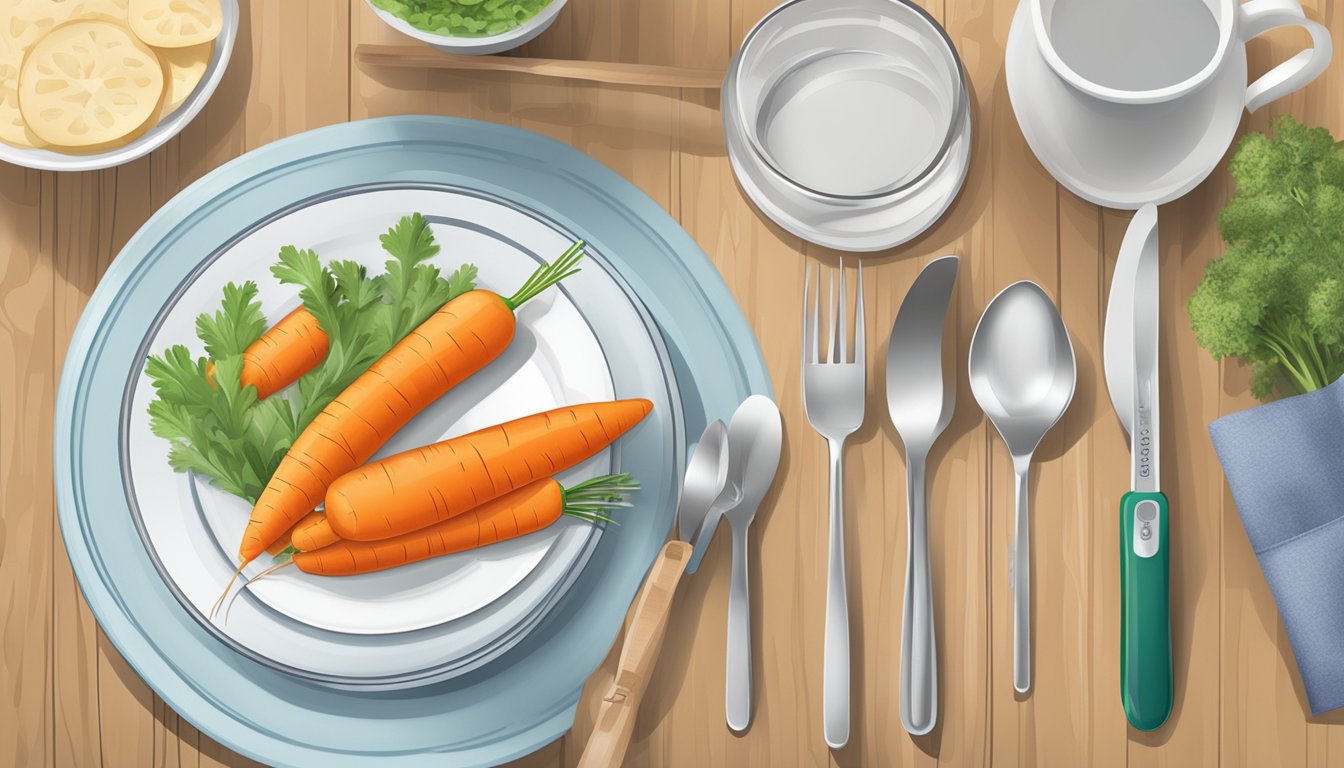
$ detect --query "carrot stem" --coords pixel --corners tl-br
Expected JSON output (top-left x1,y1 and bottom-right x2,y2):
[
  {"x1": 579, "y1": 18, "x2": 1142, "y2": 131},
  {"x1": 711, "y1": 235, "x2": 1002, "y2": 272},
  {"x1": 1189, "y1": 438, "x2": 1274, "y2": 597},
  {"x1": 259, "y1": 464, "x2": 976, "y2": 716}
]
[
  {"x1": 561, "y1": 472, "x2": 637, "y2": 525},
  {"x1": 505, "y1": 241, "x2": 585, "y2": 310}
]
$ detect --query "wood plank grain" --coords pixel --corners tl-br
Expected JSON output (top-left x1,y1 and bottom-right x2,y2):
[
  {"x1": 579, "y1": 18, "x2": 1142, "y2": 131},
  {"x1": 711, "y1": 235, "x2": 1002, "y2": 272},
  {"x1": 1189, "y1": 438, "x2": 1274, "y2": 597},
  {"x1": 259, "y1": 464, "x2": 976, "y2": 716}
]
[
  {"x1": 51, "y1": 163, "x2": 159, "y2": 768},
  {"x1": 1221, "y1": 2, "x2": 1344, "y2": 766},
  {"x1": 0, "y1": 163, "x2": 54, "y2": 768},
  {"x1": 10, "y1": 0, "x2": 1344, "y2": 766}
]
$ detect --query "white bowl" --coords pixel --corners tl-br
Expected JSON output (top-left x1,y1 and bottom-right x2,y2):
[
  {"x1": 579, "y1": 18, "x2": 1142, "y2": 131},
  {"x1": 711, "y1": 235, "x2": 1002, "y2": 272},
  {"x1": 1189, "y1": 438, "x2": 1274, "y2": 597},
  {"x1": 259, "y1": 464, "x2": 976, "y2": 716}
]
[
  {"x1": 366, "y1": 0, "x2": 567, "y2": 56},
  {"x1": 0, "y1": 0, "x2": 240, "y2": 172}
]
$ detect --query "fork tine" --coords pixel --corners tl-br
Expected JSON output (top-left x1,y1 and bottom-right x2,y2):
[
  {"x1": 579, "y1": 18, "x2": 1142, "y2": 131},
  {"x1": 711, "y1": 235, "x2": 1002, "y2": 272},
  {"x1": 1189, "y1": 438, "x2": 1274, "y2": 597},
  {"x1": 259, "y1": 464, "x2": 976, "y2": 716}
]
[
  {"x1": 828, "y1": 267, "x2": 839, "y2": 365},
  {"x1": 802, "y1": 263, "x2": 813, "y2": 365},
  {"x1": 854, "y1": 260, "x2": 865, "y2": 365},
  {"x1": 812, "y1": 264, "x2": 822, "y2": 364},
  {"x1": 838, "y1": 260, "x2": 848, "y2": 364}
]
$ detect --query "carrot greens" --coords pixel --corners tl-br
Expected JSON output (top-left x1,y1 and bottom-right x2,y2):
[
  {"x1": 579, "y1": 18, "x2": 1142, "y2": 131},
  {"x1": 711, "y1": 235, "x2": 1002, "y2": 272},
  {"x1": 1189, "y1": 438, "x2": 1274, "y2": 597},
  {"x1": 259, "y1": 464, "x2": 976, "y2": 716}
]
[{"x1": 145, "y1": 213, "x2": 477, "y2": 504}]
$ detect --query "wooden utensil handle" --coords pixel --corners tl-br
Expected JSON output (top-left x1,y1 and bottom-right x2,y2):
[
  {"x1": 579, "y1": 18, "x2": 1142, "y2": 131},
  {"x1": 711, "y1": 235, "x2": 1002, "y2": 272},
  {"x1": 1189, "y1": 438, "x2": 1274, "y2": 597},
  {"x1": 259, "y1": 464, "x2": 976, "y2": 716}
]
[
  {"x1": 578, "y1": 540, "x2": 692, "y2": 768},
  {"x1": 354, "y1": 45, "x2": 725, "y2": 89}
]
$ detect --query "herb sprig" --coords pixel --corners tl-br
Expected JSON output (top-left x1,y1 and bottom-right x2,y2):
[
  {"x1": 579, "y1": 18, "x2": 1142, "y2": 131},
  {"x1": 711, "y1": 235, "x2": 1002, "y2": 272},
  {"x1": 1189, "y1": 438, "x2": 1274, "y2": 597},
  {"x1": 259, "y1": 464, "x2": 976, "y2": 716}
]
[{"x1": 146, "y1": 213, "x2": 477, "y2": 503}]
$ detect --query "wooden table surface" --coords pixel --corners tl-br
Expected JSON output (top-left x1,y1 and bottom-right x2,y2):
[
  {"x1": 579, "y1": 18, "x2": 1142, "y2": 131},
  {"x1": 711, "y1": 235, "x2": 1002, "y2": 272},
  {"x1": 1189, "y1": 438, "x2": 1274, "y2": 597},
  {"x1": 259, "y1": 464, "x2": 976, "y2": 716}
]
[{"x1": 3, "y1": 0, "x2": 1342, "y2": 765}]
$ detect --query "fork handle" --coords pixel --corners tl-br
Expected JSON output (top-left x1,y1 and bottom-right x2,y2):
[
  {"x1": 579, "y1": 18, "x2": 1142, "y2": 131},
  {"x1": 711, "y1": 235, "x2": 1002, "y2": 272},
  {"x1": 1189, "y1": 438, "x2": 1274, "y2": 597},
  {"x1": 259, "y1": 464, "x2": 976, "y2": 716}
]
[
  {"x1": 900, "y1": 454, "x2": 937, "y2": 735},
  {"x1": 824, "y1": 438, "x2": 850, "y2": 749}
]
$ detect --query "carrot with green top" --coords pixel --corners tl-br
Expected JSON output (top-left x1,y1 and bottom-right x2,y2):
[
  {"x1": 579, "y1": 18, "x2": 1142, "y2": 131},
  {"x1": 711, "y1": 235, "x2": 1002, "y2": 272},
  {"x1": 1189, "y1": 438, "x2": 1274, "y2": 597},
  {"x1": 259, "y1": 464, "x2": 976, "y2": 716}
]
[
  {"x1": 238, "y1": 307, "x2": 329, "y2": 398},
  {"x1": 291, "y1": 398, "x2": 654, "y2": 549},
  {"x1": 235, "y1": 243, "x2": 586, "y2": 565},
  {"x1": 206, "y1": 307, "x2": 328, "y2": 399},
  {"x1": 295, "y1": 474, "x2": 634, "y2": 576}
]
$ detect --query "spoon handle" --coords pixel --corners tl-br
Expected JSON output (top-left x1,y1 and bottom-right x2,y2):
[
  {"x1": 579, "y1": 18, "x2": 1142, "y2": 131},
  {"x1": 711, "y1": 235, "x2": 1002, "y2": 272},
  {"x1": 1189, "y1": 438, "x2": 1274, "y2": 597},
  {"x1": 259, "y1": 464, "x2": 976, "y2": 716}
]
[
  {"x1": 726, "y1": 522, "x2": 752, "y2": 732},
  {"x1": 900, "y1": 454, "x2": 937, "y2": 735},
  {"x1": 1013, "y1": 466, "x2": 1031, "y2": 694}
]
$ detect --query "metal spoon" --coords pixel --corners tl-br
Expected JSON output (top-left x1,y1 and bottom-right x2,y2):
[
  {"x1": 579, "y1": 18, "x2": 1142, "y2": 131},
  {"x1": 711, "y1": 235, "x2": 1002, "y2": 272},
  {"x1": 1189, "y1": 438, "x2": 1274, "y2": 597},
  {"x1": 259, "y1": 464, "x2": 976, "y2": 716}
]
[
  {"x1": 968, "y1": 281, "x2": 1076, "y2": 695},
  {"x1": 719, "y1": 395, "x2": 783, "y2": 733}
]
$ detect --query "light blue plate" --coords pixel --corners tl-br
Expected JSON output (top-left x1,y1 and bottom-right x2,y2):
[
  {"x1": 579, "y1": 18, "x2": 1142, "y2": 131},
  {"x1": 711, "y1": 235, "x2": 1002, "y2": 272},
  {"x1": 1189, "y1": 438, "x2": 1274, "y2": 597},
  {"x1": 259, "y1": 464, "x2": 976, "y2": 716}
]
[{"x1": 55, "y1": 116, "x2": 770, "y2": 767}]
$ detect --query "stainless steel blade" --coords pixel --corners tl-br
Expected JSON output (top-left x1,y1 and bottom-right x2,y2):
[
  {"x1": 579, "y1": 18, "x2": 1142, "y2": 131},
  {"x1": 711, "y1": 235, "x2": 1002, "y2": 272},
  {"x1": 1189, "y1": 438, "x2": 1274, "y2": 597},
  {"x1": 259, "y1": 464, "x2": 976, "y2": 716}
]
[
  {"x1": 1104, "y1": 203, "x2": 1158, "y2": 438},
  {"x1": 1132, "y1": 207, "x2": 1161, "y2": 493},
  {"x1": 886, "y1": 255, "x2": 959, "y2": 450}
]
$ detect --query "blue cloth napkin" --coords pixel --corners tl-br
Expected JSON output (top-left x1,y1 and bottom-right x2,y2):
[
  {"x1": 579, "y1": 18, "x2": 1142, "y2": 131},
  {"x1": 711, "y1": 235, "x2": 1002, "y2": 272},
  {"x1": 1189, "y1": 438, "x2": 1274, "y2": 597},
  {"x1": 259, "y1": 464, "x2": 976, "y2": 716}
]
[{"x1": 1209, "y1": 376, "x2": 1344, "y2": 716}]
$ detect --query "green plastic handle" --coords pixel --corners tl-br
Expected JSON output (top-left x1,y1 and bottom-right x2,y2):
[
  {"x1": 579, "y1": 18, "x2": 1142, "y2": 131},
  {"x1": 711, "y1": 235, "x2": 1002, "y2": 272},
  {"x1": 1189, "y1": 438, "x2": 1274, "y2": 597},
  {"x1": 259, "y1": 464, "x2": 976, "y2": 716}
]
[{"x1": 1120, "y1": 491, "x2": 1172, "y2": 731}]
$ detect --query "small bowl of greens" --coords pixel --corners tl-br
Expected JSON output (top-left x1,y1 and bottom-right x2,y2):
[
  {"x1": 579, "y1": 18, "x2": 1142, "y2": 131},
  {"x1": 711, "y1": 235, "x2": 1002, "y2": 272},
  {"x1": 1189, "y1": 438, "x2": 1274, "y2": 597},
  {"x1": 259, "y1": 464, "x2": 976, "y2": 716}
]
[{"x1": 366, "y1": 0, "x2": 565, "y2": 55}]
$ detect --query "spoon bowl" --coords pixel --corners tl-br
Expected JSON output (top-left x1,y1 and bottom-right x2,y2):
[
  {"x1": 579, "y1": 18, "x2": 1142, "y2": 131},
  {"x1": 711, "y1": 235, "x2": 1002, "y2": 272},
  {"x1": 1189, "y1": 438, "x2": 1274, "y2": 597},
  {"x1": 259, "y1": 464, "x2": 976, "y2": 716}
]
[
  {"x1": 968, "y1": 280, "x2": 1076, "y2": 695},
  {"x1": 679, "y1": 420, "x2": 731, "y2": 575},
  {"x1": 969, "y1": 282, "x2": 1077, "y2": 457}
]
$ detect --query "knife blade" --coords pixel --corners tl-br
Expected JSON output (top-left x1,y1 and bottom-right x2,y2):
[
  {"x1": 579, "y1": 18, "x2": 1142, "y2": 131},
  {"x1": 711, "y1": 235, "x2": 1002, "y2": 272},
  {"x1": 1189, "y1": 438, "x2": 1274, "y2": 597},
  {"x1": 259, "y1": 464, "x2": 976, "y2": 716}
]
[
  {"x1": 886, "y1": 255, "x2": 958, "y2": 736},
  {"x1": 1103, "y1": 203, "x2": 1172, "y2": 732}
]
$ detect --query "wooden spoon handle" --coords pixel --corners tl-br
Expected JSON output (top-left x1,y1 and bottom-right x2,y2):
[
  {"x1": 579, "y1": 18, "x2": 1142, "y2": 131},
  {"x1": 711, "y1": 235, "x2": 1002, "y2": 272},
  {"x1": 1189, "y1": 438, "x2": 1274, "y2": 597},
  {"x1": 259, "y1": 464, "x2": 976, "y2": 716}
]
[
  {"x1": 354, "y1": 45, "x2": 724, "y2": 89},
  {"x1": 577, "y1": 540, "x2": 692, "y2": 768}
]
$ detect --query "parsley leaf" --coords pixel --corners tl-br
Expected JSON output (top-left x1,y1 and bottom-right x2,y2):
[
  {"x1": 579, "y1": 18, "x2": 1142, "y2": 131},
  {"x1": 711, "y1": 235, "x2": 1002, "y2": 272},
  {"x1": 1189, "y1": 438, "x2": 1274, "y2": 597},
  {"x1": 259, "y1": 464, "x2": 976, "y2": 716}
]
[{"x1": 145, "y1": 214, "x2": 478, "y2": 507}]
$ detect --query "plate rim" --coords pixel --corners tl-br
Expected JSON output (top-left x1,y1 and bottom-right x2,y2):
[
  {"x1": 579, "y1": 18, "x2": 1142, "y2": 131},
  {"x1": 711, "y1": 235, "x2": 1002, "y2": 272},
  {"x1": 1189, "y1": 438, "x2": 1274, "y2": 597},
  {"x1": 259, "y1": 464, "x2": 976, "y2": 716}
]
[
  {"x1": 55, "y1": 115, "x2": 770, "y2": 767},
  {"x1": 121, "y1": 181, "x2": 674, "y2": 685}
]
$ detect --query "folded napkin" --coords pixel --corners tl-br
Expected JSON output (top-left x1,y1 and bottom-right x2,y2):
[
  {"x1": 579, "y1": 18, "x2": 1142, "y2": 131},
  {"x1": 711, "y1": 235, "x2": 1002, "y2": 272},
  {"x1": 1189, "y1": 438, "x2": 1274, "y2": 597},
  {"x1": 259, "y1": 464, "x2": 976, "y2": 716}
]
[{"x1": 1209, "y1": 376, "x2": 1344, "y2": 715}]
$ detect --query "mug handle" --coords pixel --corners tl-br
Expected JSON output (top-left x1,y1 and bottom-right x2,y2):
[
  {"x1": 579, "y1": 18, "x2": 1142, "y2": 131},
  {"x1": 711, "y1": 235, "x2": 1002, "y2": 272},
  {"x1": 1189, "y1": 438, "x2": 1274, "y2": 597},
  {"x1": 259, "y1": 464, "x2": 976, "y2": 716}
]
[{"x1": 1239, "y1": 0, "x2": 1333, "y2": 113}]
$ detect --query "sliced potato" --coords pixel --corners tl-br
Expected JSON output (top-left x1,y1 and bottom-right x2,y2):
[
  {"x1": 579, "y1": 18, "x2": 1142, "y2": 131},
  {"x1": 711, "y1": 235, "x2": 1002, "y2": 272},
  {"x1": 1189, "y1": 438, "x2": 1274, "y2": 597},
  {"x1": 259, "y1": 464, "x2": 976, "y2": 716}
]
[
  {"x1": 74, "y1": 0, "x2": 129, "y2": 23},
  {"x1": 0, "y1": 35, "x2": 45, "y2": 147},
  {"x1": 19, "y1": 20, "x2": 164, "y2": 147},
  {"x1": 128, "y1": 0, "x2": 220, "y2": 47},
  {"x1": 156, "y1": 40, "x2": 211, "y2": 115},
  {"x1": 2, "y1": 0, "x2": 81, "y2": 50}
]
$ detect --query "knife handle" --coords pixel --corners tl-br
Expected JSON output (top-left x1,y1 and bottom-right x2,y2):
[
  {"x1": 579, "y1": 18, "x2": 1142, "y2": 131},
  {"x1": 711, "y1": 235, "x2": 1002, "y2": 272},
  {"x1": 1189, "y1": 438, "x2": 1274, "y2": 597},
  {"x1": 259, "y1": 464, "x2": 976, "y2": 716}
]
[
  {"x1": 579, "y1": 540, "x2": 691, "y2": 768},
  {"x1": 1120, "y1": 491, "x2": 1172, "y2": 731}
]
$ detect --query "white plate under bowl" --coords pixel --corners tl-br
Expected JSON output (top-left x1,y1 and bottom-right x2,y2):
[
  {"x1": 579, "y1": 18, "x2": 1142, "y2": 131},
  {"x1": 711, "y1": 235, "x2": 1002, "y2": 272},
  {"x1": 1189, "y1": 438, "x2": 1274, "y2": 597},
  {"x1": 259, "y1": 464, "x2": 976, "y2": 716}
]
[
  {"x1": 0, "y1": 0, "x2": 239, "y2": 171},
  {"x1": 1005, "y1": 0, "x2": 1247, "y2": 209},
  {"x1": 123, "y1": 185, "x2": 675, "y2": 686}
]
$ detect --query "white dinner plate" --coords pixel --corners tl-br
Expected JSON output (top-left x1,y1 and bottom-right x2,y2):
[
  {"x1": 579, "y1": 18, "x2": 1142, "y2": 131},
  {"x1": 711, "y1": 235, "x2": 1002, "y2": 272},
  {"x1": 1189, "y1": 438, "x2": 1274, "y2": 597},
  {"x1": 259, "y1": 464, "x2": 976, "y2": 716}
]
[
  {"x1": 1006, "y1": 0, "x2": 1247, "y2": 209},
  {"x1": 123, "y1": 185, "x2": 678, "y2": 687}
]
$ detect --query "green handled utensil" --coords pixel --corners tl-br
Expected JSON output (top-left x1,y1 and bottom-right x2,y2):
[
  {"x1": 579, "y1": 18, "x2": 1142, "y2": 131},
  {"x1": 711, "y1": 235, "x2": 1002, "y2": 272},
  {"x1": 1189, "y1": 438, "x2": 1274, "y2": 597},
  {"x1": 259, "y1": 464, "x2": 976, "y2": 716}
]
[
  {"x1": 1104, "y1": 203, "x2": 1173, "y2": 731},
  {"x1": 1120, "y1": 491, "x2": 1171, "y2": 730}
]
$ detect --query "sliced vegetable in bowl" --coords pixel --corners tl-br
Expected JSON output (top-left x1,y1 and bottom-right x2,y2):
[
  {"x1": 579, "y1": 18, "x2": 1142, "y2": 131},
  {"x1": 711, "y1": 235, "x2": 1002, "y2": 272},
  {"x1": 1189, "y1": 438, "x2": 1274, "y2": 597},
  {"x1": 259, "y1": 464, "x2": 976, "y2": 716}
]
[
  {"x1": 370, "y1": 0, "x2": 555, "y2": 37},
  {"x1": 364, "y1": 0, "x2": 567, "y2": 56},
  {"x1": 19, "y1": 20, "x2": 165, "y2": 148},
  {"x1": 129, "y1": 0, "x2": 222, "y2": 47},
  {"x1": 0, "y1": 0, "x2": 234, "y2": 169}
]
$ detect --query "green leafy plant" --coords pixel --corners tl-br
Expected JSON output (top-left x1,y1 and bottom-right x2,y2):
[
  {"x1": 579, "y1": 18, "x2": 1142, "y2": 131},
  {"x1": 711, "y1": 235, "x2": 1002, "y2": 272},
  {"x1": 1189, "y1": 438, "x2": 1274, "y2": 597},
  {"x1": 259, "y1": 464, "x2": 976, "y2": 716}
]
[
  {"x1": 1188, "y1": 116, "x2": 1344, "y2": 399},
  {"x1": 370, "y1": 0, "x2": 552, "y2": 37},
  {"x1": 146, "y1": 214, "x2": 477, "y2": 503}
]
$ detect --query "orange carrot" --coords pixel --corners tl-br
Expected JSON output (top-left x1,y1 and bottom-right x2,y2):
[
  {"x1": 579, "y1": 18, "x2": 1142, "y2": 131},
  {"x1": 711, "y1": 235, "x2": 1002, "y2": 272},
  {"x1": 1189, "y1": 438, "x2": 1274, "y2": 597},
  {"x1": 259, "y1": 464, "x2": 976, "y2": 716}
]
[
  {"x1": 294, "y1": 474, "x2": 635, "y2": 576},
  {"x1": 266, "y1": 510, "x2": 327, "y2": 557},
  {"x1": 290, "y1": 512, "x2": 340, "y2": 551},
  {"x1": 323, "y1": 399, "x2": 653, "y2": 542},
  {"x1": 236, "y1": 244, "x2": 585, "y2": 564},
  {"x1": 205, "y1": 307, "x2": 328, "y2": 399},
  {"x1": 240, "y1": 307, "x2": 328, "y2": 399}
]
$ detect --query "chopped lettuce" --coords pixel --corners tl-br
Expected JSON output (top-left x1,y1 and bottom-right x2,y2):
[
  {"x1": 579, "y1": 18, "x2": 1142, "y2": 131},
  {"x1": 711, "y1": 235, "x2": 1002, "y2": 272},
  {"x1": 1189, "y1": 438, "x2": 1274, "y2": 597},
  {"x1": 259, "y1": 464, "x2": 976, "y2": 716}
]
[{"x1": 371, "y1": 0, "x2": 553, "y2": 37}]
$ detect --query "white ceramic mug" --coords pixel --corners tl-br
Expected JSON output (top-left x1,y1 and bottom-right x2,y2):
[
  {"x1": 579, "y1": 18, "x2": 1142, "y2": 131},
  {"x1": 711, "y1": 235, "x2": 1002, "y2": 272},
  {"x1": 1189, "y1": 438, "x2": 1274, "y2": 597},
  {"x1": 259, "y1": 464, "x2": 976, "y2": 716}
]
[{"x1": 1030, "y1": 0, "x2": 1330, "y2": 111}]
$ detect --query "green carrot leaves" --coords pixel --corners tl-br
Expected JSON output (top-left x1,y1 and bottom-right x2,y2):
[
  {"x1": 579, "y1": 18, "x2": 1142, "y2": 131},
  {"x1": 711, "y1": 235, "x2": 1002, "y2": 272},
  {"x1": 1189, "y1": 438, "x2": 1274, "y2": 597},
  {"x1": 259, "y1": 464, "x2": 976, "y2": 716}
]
[
  {"x1": 145, "y1": 213, "x2": 478, "y2": 506},
  {"x1": 374, "y1": 213, "x2": 478, "y2": 349},
  {"x1": 146, "y1": 290, "x2": 294, "y2": 503}
]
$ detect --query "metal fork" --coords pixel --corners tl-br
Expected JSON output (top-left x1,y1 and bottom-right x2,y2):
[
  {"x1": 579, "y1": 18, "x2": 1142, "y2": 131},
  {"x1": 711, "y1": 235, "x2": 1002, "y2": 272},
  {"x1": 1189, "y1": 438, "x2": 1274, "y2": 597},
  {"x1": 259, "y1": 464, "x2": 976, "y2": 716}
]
[{"x1": 801, "y1": 260, "x2": 865, "y2": 750}]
